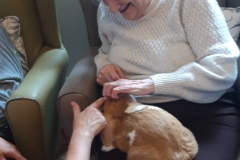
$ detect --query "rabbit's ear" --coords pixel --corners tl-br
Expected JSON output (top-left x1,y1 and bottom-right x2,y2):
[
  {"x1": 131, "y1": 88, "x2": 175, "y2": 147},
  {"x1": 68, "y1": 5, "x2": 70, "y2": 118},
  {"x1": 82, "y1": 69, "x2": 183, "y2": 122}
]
[{"x1": 100, "y1": 113, "x2": 116, "y2": 151}]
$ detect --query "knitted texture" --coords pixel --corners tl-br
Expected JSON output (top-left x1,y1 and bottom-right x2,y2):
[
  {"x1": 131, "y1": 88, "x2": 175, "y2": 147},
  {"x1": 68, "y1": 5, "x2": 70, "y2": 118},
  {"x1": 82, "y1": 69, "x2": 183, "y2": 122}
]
[
  {"x1": 0, "y1": 23, "x2": 24, "y2": 127},
  {"x1": 94, "y1": 0, "x2": 240, "y2": 103}
]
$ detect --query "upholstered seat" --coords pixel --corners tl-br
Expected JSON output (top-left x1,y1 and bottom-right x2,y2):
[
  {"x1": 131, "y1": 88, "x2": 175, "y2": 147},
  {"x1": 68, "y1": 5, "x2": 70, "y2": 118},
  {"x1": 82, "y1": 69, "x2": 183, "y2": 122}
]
[{"x1": 0, "y1": 0, "x2": 69, "y2": 159}]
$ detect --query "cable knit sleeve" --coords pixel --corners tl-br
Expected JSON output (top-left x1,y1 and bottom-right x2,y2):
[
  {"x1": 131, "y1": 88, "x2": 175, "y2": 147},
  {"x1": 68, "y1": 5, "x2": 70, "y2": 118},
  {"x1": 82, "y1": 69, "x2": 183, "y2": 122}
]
[
  {"x1": 94, "y1": 2, "x2": 112, "y2": 75},
  {"x1": 150, "y1": 0, "x2": 239, "y2": 103}
]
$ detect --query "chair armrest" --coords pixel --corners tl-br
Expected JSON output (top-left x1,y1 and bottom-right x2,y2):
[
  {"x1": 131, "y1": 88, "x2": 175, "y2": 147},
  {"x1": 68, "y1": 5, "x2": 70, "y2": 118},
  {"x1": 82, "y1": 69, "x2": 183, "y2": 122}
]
[
  {"x1": 58, "y1": 46, "x2": 101, "y2": 142},
  {"x1": 9, "y1": 47, "x2": 68, "y2": 100},
  {"x1": 6, "y1": 47, "x2": 68, "y2": 160}
]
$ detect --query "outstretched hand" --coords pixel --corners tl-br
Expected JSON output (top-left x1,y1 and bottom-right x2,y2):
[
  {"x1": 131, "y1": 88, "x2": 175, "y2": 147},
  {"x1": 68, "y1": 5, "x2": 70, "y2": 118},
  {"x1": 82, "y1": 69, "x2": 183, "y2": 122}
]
[
  {"x1": 66, "y1": 98, "x2": 107, "y2": 160},
  {"x1": 71, "y1": 98, "x2": 107, "y2": 139},
  {"x1": 0, "y1": 137, "x2": 26, "y2": 160}
]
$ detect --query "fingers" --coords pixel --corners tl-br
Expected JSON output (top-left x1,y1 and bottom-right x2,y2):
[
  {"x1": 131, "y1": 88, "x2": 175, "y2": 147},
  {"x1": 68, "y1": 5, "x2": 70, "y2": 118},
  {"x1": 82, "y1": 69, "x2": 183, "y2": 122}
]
[
  {"x1": 71, "y1": 102, "x2": 81, "y2": 117},
  {"x1": 106, "y1": 71, "x2": 116, "y2": 82},
  {"x1": 97, "y1": 70, "x2": 120, "y2": 84},
  {"x1": 110, "y1": 87, "x2": 123, "y2": 99},
  {"x1": 108, "y1": 66, "x2": 125, "y2": 81},
  {"x1": 97, "y1": 64, "x2": 125, "y2": 85},
  {"x1": 89, "y1": 98, "x2": 107, "y2": 109},
  {"x1": 103, "y1": 82, "x2": 114, "y2": 98},
  {"x1": 103, "y1": 85, "x2": 124, "y2": 99},
  {"x1": 5, "y1": 151, "x2": 26, "y2": 160},
  {"x1": 102, "y1": 81, "x2": 124, "y2": 99},
  {"x1": 0, "y1": 137, "x2": 27, "y2": 160},
  {"x1": 96, "y1": 75, "x2": 107, "y2": 85},
  {"x1": 115, "y1": 67, "x2": 125, "y2": 79},
  {"x1": 71, "y1": 98, "x2": 106, "y2": 116},
  {"x1": 3, "y1": 146, "x2": 26, "y2": 160}
]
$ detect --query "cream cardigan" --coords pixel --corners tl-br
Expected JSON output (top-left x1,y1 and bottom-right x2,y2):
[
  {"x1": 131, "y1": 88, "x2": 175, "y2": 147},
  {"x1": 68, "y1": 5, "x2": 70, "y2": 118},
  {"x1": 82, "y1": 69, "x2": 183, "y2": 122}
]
[{"x1": 94, "y1": 0, "x2": 239, "y2": 104}]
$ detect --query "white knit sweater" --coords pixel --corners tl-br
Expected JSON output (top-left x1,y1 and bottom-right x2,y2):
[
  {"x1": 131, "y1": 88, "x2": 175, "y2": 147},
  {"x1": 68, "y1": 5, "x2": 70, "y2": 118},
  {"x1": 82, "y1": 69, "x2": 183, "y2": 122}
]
[{"x1": 94, "y1": 0, "x2": 240, "y2": 104}]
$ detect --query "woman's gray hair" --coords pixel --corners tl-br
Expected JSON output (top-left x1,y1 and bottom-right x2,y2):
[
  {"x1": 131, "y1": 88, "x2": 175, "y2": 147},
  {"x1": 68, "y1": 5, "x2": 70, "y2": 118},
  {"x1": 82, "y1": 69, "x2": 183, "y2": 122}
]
[{"x1": 91, "y1": 0, "x2": 101, "y2": 5}]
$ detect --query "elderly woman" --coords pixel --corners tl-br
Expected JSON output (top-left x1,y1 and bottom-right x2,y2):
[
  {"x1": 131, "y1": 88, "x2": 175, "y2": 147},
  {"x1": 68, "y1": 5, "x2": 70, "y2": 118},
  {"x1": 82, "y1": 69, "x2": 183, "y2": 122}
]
[{"x1": 94, "y1": 0, "x2": 240, "y2": 159}]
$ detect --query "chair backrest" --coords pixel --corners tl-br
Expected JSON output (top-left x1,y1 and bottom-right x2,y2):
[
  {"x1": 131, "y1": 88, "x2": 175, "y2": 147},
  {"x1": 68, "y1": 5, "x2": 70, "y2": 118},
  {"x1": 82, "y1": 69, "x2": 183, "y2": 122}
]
[
  {"x1": 79, "y1": 0, "x2": 101, "y2": 47},
  {"x1": 0, "y1": 0, "x2": 61, "y2": 68}
]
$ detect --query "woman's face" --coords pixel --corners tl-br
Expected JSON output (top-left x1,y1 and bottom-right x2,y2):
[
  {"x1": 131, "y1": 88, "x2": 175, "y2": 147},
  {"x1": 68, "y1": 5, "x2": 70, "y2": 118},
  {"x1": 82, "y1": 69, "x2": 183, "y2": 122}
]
[{"x1": 102, "y1": 0, "x2": 151, "y2": 20}]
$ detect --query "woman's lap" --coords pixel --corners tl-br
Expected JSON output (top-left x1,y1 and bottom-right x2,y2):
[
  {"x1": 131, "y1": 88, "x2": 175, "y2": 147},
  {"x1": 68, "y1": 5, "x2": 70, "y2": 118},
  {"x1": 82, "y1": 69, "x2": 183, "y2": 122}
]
[
  {"x1": 158, "y1": 100, "x2": 240, "y2": 160},
  {"x1": 186, "y1": 114, "x2": 240, "y2": 160}
]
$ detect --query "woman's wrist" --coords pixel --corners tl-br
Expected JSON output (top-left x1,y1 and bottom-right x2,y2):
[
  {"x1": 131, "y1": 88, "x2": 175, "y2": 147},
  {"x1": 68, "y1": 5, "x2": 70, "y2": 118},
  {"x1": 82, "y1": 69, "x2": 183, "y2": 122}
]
[
  {"x1": 66, "y1": 129, "x2": 93, "y2": 160},
  {"x1": 142, "y1": 78, "x2": 154, "y2": 94},
  {"x1": 72, "y1": 128, "x2": 95, "y2": 141}
]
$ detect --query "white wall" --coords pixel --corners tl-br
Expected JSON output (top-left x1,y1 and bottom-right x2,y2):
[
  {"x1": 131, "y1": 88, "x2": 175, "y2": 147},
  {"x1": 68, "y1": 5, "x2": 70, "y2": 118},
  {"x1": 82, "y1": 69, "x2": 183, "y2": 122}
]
[{"x1": 56, "y1": 0, "x2": 90, "y2": 74}]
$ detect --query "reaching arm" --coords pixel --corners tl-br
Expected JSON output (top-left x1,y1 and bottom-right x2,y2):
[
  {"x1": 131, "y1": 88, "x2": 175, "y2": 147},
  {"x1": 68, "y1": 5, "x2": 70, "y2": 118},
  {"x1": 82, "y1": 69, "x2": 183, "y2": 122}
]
[{"x1": 66, "y1": 98, "x2": 106, "y2": 160}]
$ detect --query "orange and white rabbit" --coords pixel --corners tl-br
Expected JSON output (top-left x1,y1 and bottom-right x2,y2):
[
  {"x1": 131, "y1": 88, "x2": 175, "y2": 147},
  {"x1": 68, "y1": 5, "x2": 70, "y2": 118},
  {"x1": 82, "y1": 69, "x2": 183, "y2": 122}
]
[{"x1": 100, "y1": 94, "x2": 198, "y2": 160}]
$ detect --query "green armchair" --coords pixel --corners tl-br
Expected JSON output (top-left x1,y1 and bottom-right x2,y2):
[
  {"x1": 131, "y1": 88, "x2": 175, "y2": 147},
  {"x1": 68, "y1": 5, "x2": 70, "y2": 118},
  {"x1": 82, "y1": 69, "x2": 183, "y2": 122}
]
[{"x1": 0, "y1": 0, "x2": 69, "y2": 160}]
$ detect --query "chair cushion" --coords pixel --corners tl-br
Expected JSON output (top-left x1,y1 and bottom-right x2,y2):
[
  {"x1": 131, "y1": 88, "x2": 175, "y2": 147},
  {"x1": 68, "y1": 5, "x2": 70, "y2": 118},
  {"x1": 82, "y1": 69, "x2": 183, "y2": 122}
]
[{"x1": 0, "y1": 16, "x2": 29, "y2": 75}]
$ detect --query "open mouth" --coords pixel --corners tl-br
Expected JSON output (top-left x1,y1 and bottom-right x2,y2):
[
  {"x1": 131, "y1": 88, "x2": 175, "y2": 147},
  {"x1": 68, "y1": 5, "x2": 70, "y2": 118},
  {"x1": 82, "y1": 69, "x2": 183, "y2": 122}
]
[{"x1": 119, "y1": 3, "x2": 131, "y2": 13}]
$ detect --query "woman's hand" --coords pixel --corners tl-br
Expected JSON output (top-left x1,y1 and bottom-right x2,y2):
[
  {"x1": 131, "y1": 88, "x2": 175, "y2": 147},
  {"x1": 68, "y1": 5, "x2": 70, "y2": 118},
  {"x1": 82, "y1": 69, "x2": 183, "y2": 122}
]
[
  {"x1": 66, "y1": 98, "x2": 107, "y2": 160},
  {"x1": 103, "y1": 78, "x2": 155, "y2": 99},
  {"x1": 71, "y1": 98, "x2": 106, "y2": 139},
  {"x1": 97, "y1": 64, "x2": 125, "y2": 85},
  {"x1": 0, "y1": 137, "x2": 26, "y2": 160}
]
